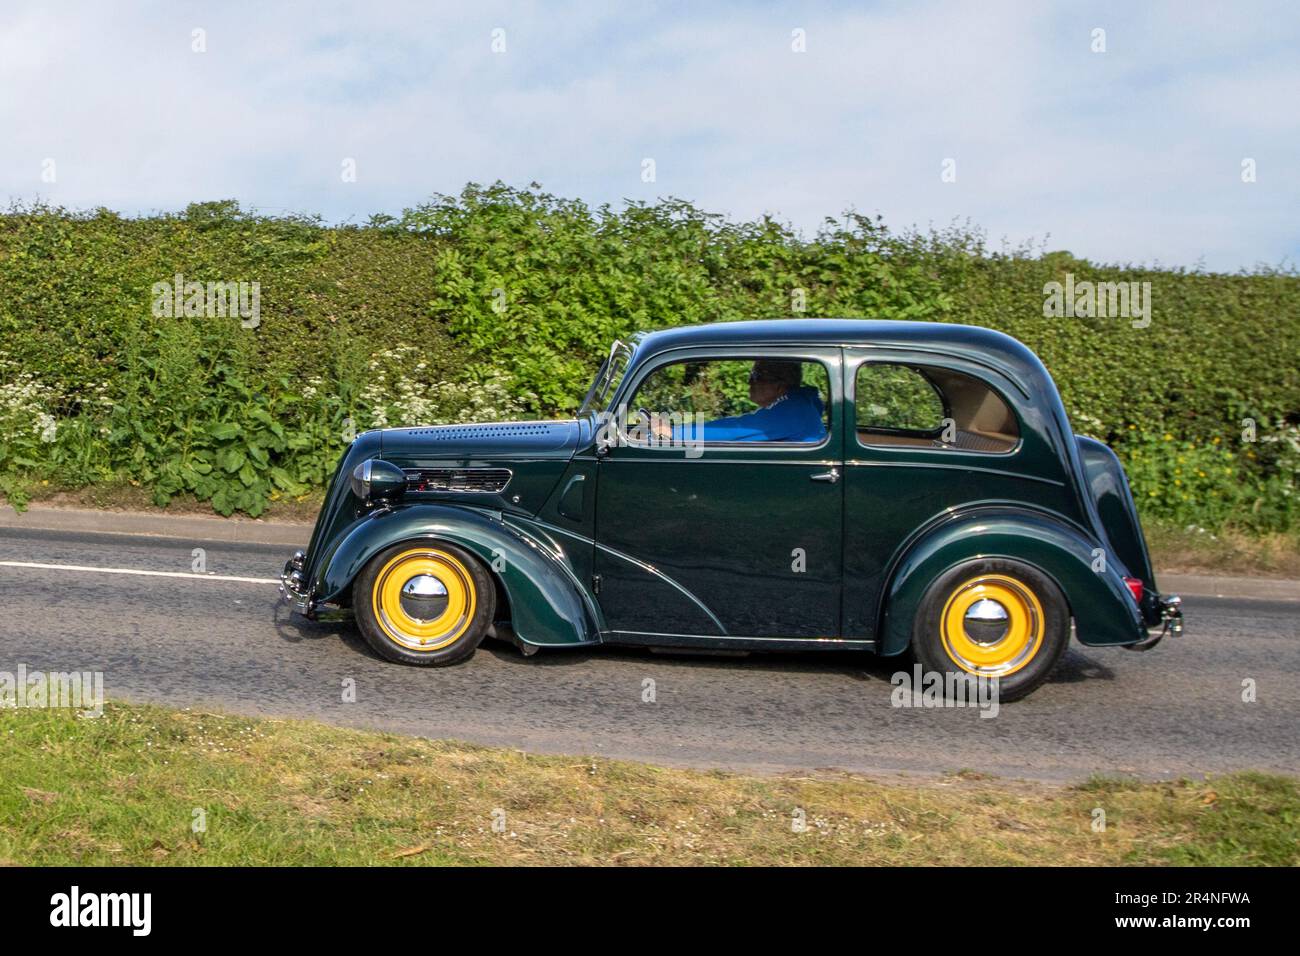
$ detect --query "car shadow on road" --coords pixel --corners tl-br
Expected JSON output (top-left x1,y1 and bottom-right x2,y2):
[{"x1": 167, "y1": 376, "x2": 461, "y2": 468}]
[
  {"x1": 481, "y1": 634, "x2": 1118, "y2": 695},
  {"x1": 272, "y1": 599, "x2": 1118, "y2": 691},
  {"x1": 270, "y1": 601, "x2": 393, "y2": 663},
  {"x1": 1050, "y1": 647, "x2": 1117, "y2": 685},
  {"x1": 480, "y1": 634, "x2": 907, "y2": 684}
]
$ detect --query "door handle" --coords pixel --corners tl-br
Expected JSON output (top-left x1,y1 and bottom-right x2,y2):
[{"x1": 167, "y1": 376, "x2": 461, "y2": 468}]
[{"x1": 810, "y1": 468, "x2": 840, "y2": 484}]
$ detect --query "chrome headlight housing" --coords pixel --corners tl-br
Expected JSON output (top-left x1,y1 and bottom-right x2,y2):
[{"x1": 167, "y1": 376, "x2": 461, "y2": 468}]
[{"x1": 350, "y1": 459, "x2": 407, "y2": 502}]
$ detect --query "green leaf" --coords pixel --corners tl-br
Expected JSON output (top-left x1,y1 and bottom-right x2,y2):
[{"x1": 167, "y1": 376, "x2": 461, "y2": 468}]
[{"x1": 221, "y1": 449, "x2": 246, "y2": 473}]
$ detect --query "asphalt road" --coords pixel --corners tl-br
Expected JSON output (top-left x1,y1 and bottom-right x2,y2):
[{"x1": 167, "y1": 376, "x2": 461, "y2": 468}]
[{"x1": 1, "y1": 526, "x2": 1296, "y2": 781}]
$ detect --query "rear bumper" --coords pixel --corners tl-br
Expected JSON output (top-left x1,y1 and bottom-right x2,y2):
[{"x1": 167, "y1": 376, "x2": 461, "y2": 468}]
[{"x1": 1127, "y1": 593, "x2": 1183, "y2": 651}]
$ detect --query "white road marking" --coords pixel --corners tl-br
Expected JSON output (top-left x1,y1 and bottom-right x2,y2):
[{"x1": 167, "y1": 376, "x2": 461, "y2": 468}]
[{"x1": 0, "y1": 560, "x2": 279, "y2": 585}]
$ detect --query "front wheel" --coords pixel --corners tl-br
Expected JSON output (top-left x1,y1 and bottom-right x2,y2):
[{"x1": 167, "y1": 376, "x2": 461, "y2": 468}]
[
  {"x1": 354, "y1": 541, "x2": 495, "y2": 666},
  {"x1": 911, "y1": 559, "x2": 1070, "y2": 702}
]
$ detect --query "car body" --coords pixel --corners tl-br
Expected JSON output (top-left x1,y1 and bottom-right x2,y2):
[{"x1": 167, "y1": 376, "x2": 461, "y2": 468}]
[{"x1": 282, "y1": 319, "x2": 1182, "y2": 701}]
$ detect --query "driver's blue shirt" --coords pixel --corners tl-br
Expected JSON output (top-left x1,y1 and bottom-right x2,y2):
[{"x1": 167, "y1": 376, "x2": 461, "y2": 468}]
[{"x1": 672, "y1": 386, "x2": 826, "y2": 443}]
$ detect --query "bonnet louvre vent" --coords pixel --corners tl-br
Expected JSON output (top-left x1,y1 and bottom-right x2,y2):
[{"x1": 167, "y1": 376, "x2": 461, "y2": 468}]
[
  {"x1": 405, "y1": 423, "x2": 556, "y2": 440},
  {"x1": 404, "y1": 468, "x2": 512, "y2": 494}
]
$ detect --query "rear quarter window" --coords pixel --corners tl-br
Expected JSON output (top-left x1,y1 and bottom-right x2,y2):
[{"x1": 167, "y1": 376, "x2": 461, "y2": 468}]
[{"x1": 856, "y1": 363, "x2": 1019, "y2": 453}]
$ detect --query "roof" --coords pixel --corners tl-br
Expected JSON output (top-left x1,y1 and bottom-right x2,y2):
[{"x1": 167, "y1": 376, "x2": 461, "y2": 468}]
[{"x1": 633, "y1": 319, "x2": 1050, "y2": 393}]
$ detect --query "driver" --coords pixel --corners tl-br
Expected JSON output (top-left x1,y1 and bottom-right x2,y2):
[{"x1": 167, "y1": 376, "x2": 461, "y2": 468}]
[{"x1": 653, "y1": 360, "x2": 826, "y2": 443}]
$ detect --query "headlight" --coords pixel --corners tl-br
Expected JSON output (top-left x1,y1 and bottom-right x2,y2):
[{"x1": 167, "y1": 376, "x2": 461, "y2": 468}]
[{"x1": 350, "y1": 459, "x2": 407, "y2": 501}]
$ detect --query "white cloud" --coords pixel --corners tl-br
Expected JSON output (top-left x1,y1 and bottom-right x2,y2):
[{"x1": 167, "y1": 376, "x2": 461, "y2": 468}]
[{"x1": 0, "y1": 0, "x2": 1295, "y2": 270}]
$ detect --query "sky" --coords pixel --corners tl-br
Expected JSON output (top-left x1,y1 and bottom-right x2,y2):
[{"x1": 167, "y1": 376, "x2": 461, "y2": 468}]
[{"x1": 1, "y1": 0, "x2": 1296, "y2": 272}]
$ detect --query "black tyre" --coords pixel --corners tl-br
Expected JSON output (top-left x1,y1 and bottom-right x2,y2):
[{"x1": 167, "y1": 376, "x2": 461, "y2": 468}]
[
  {"x1": 353, "y1": 541, "x2": 495, "y2": 666},
  {"x1": 911, "y1": 558, "x2": 1070, "y2": 702}
]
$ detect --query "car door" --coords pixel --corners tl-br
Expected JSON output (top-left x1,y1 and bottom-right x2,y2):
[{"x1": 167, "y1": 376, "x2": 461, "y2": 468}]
[{"x1": 592, "y1": 347, "x2": 844, "y2": 640}]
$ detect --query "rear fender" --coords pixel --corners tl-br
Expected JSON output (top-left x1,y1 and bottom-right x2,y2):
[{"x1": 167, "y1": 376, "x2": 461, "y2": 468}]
[
  {"x1": 879, "y1": 508, "x2": 1146, "y2": 656},
  {"x1": 1076, "y1": 436, "x2": 1165, "y2": 624},
  {"x1": 315, "y1": 504, "x2": 599, "y2": 647}
]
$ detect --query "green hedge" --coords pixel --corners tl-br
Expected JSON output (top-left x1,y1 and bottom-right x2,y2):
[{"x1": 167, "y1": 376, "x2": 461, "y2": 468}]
[{"x1": 0, "y1": 185, "x2": 1296, "y2": 529}]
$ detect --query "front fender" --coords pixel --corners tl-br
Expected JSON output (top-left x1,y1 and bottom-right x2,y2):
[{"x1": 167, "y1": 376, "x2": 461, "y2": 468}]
[
  {"x1": 878, "y1": 508, "x2": 1146, "y2": 657},
  {"x1": 314, "y1": 504, "x2": 599, "y2": 648}
]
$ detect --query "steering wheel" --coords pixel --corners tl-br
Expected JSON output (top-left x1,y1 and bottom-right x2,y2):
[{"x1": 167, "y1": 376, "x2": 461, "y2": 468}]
[{"x1": 630, "y1": 407, "x2": 665, "y2": 443}]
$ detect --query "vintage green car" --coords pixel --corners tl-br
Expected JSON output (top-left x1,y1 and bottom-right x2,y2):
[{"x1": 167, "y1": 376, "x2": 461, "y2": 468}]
[{"x1": 281, "y1": 319, "x2": 1182, "y2": 701}]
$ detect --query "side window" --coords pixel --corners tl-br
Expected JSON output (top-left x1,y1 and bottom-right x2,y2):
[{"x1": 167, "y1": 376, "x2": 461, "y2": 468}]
[
  {"x1": 856, "y1": 365, "x2": 945, "y2": 433},
  {"x1": 856, "y1": 363, "x2": 1019, "y2": 453},
  {"x1": 629, "y1": 358, "x2": 831, "y2": 445}
]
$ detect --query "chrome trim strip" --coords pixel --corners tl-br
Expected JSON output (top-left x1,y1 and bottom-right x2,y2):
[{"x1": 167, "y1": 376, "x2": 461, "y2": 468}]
[
  {"x1": 590, "y1": 541, "x2": 728, "y2": 635},
  {"x1": 844, "y1": 459, "x2": 1067, "y2": 487},
  {"x1": 599, "y1": 457, "x2": 842, "y2": 467},
  {"x1": 605, "y1": 630, "x2": 874, "y2": 649}
]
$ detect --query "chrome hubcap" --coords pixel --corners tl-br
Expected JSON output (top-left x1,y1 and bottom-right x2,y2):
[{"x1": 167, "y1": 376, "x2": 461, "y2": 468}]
[
  {"x1": 963, "y1": 598, "x2": 1010, "y2": 645},
  {"x1": 399, "y1": 574, "x2": 449, "y2": 622}
]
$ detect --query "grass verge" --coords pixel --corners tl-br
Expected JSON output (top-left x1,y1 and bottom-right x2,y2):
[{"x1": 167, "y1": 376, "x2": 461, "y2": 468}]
[
  {"x1": 1, "y1": 702, "x2": 1295, "y2": 866},
  {"x1": 1145, "y1": 520, "x2": 1300, "y2": 579}
]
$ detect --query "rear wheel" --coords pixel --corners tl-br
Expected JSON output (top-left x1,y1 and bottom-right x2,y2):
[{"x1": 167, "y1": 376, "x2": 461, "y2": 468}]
[
  {"x1": 911, "y1": 559, "x2": 1070, "y2": 702},
  {"x1": 354, "y1": 542, "x2": 495, "y2": 666}
]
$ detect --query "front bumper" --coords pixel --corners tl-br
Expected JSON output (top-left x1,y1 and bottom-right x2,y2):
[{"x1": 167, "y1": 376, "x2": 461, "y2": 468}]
[
  {"x1": 1127, "y1": 593, "x2": 1183, "y2": 651},
  {"x1": 279, "y1": 549, "x2": 315, "y2": 618}
]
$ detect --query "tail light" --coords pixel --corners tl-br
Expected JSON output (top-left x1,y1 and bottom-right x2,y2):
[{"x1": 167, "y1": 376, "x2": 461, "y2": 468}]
[{"x1": 1123, "y1": 576, "x2": 1144, "y2": 603}]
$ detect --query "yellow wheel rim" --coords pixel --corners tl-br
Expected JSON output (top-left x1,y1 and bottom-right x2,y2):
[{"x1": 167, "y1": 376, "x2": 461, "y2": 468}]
[
  {"x1": 939, "y1": 574, "x2": 1044, "y2": 677},
  {"x1": 371, "y1": 548, "x2": 476, "y2": 652}
]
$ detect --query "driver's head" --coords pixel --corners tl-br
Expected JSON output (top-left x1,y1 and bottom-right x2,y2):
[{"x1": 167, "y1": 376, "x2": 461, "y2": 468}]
[{"x1": 748, "y1": 360, "x2": 801, "y2": 406}]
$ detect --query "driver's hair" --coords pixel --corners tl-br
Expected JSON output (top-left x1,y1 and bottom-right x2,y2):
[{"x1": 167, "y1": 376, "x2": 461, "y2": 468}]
[{"x1": 751, "y1": 360, "x2": 802, "y2": 390}]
